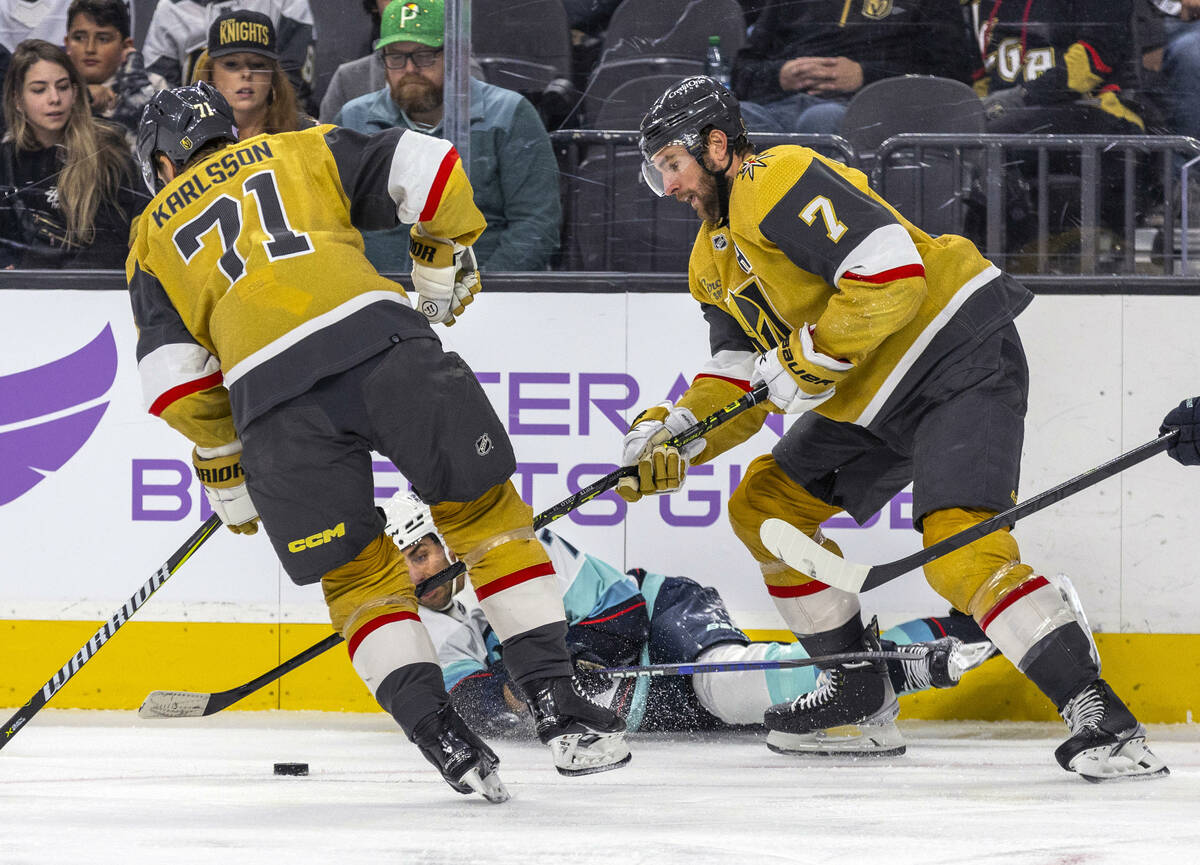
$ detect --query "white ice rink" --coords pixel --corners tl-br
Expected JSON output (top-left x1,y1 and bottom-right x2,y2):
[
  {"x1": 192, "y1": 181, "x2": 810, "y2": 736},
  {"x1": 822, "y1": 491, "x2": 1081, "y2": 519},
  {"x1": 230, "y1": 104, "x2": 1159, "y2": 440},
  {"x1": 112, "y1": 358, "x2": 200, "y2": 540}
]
[{"x1": 1, "y1": 711, "x2": 1197, "y2": 865}]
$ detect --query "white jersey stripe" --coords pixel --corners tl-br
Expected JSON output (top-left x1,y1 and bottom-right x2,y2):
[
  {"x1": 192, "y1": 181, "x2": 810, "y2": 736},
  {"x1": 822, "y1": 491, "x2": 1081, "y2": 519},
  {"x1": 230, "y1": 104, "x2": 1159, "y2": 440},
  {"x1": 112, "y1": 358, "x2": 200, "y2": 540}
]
[
  {"x1": 476, "y1": 573, "x2": 567, "y2": 642},
  {"x1": 835, "y1": 223, "x2": 922, "y2": 282},
  {"x1": 223, "y1": 290, "x2": 410, "y2": 387},
  {"x1": 137, "y1": 343, "x2": 222, "y2": 413},
  {"x1": 388, "y1": 132, "x2": 457, "y2": 225}
]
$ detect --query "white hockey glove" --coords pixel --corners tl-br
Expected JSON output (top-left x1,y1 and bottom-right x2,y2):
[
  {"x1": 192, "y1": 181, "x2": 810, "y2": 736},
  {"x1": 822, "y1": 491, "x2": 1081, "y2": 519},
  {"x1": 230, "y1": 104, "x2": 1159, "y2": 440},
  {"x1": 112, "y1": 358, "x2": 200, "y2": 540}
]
[
  {"x1": 409, "y1": 238, "x2": 480, "y2": 327},
  {"x1": 192, "y1": 441, "x2": 259, "y2": 535},
  {"x1": 751, "y1": 326, "x2": 853, "y2": 414},
  {"x1": 616, "y1": 402, "x2": 706, "y2": 503},
  {"x1": 382, "y1": 490, "x2": 436, "y2": 550}
]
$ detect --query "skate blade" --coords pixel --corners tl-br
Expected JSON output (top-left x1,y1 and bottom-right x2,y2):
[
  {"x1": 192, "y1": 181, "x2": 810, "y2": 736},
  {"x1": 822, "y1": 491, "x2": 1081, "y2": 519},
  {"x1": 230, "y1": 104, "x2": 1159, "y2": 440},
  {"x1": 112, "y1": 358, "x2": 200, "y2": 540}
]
[
  {"x1": 947, "y1": 640, "x2": 998, "y2": 681},
  {"x1": 766, "y1": 722, "x2": 906, "y2": 758},
  {"x1": 461, "y1": 766, "x2": 511, "y2": 803},
  {"x1": 1070, "y1": 735, "x2": 1170, "y2": 783},
  {"x1": 548, "y1": 731, "x2": 632, "y2": 777}
]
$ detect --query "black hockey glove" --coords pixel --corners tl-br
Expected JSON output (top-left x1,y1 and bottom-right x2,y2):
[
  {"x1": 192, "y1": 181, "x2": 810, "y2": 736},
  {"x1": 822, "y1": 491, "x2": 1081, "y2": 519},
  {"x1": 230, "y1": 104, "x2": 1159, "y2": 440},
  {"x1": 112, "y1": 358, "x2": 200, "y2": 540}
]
[{"x1": 1160, "y1": 397, "x2": 1200, "y2": 465}]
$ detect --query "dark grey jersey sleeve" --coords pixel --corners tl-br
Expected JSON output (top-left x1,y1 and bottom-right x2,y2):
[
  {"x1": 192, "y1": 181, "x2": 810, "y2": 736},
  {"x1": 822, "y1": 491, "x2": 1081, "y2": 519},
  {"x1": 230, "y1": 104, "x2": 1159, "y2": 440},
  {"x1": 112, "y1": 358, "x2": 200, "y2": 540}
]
[
  {"x1": 759, "y1": 158, "x2": 898, "y2": 284},
  {"x1": 701, "y1": 302, "x2": 757, "y2": 356},
  {"x1": 322, "y1": 126, "x2": 405, "y2": 232}
]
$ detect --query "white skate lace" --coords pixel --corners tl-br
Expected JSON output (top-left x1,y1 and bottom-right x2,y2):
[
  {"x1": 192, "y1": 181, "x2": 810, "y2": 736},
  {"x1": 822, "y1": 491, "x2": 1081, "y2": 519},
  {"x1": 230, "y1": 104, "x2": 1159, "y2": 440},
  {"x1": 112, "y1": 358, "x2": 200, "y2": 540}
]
[
  {"x1": 898, "y1": 646, "x2": 934, "y2": 692},
  {"x1": 1061, "y1": 685, "x2": 1105, "y2": 732},
  {"x1": 789, "y1": 668, "x2": 841, "y2": 710}
]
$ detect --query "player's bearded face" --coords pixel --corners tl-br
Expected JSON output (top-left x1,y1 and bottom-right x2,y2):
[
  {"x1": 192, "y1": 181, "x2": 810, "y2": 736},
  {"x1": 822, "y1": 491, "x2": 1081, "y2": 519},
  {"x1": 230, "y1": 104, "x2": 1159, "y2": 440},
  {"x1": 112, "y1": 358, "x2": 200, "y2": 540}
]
[{"x1": 687, "y1": 167, "x2": 720, "y2": 222}]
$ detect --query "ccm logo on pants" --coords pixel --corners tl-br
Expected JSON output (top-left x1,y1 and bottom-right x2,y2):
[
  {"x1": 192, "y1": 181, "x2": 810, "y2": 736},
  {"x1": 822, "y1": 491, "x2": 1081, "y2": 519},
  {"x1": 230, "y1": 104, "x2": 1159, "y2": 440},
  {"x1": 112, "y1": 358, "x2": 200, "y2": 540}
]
[{"x1": 288, "y1": 522, "x2": 346, "y2": 553}]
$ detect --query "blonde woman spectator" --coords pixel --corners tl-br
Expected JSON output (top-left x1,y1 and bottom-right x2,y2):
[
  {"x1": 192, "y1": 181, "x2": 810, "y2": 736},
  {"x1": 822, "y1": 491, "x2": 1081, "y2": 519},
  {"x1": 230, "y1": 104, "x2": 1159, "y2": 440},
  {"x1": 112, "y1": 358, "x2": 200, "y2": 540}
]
[
  {"x1": 0, "y1": 39, "x2": 146, "y2": 268},
  {"x1": 191, "y1": 9, "x2": 314, "y2": 138}
]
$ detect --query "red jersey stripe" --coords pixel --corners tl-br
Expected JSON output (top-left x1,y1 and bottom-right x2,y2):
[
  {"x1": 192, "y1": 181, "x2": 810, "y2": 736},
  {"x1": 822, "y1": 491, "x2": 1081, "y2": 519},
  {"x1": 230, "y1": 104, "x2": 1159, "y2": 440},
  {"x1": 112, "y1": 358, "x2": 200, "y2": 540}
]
[
  {"x1": 148, "y1": 370, "x2": 224, "y2": 417},
  {"x1": 578, "y1": 600, "x2": 647, "y2": 626},
  {"x1": 419, "y1": 147, "x2": 461, "y2": 223},
  {"x1": 841, "y1": 263, "x2": 926, "y2": 284}
]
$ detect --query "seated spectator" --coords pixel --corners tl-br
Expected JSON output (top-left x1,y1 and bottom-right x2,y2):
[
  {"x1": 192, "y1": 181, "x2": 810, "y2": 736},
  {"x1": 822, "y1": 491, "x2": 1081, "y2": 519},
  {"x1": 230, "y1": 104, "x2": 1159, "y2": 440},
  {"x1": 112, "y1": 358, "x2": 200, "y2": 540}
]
[
  {"x1": 973, "y1": 0, "x2": 1146, "y2": 257},
  {"x1": 142, "y1": 0, "x2": 316, "y2": 112},
  {"x1": 1148, "y1": 0, "x2": 1200, "y2": 152},
  {"x1": 383, "y1": 492, "x2": 998, "y2": 746},
  {"x1": 191, "y1": 9, "x2": 315, "y2": 139},
  {"x1": 335, "y1": 0, "x2": 561, "y2": 273},
  {"x1": 63, "y1": 0, "x2": 159, "y2": 144},
  {"x1": 0, "y1": 0, "x2": 71, "y2": 53},
  {"x1": 319, "y1": 0, "x2": 388, "y2": 123},
  {"x1": 0, "y1": 39, "x2": 147, "y2": 268},
  {"x1": 732, "y1": 0, "x2": 976, "y2": 135}
]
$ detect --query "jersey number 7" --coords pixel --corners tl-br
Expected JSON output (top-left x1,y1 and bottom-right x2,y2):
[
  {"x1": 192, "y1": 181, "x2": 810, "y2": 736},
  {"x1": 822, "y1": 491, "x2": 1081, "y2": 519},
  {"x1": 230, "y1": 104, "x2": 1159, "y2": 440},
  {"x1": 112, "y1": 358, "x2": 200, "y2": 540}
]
[{"x1": 172, "y1": 169, "x2": 314, "y2": 286}]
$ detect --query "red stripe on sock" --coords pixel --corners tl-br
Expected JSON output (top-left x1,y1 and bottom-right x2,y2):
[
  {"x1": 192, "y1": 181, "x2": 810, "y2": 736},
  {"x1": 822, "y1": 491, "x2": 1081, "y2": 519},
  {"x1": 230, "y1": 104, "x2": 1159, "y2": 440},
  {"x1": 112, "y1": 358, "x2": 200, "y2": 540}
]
[
  {"x1": 578, "y1": 600, "x2": 647, "y2": 625},
  {"x1": 473, "y1": 561, "x2": 555, "y2": 601},
  {"x1": 980, "y1": 576, "x2": 1049, "y2": 632},
  {"x1": 767, "y1": 580, "x2": 830, "y2": 598},
  {"x1": 346, "y1": 610, "x2": 419, "y2": 658}
]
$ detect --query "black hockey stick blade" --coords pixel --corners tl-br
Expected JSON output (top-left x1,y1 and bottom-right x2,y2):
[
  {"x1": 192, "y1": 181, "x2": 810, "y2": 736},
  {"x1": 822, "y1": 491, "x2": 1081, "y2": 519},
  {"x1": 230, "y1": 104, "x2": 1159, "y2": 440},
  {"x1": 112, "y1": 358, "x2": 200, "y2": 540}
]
[
  {"x1": 139, "y1": 632, "x2": 345, "y2": 718},
  {"x1": 761, "y1": 429, "x2": 1178, "y2": 594},
  {"x1": 2, "y1": 515, "x2": 223, "y2": 749}
]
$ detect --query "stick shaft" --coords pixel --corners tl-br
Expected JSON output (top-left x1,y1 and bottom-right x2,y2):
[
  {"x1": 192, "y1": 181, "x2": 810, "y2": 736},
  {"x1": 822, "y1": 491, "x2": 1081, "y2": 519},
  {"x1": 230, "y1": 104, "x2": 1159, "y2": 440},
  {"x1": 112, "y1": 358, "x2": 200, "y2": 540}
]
[
  {"x1": 861, "y1": 431, "x2": 1175, "y2": 590},
  {"x1": 1, "y1": 515, "x2": 223, "y2": 749}
]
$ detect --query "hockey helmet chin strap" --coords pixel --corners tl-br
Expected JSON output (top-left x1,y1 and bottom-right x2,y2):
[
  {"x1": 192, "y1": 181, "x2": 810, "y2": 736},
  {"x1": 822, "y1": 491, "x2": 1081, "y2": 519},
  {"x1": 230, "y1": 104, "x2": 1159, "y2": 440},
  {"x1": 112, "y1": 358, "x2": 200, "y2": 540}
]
[{"x1": 642, "y1": 135, "x2": 735, "y2": 226}]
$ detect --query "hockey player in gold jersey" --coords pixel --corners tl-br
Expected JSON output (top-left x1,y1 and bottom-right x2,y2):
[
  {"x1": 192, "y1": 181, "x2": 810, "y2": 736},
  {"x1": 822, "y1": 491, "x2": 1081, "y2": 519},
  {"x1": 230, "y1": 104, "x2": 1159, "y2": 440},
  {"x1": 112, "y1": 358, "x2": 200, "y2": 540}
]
[
  {"x1": 619, "y1": 76, "x2": 1166, "y2": 781},
  {"x1": 127, "y1": 82, "x2": 630, "y2": 801}
]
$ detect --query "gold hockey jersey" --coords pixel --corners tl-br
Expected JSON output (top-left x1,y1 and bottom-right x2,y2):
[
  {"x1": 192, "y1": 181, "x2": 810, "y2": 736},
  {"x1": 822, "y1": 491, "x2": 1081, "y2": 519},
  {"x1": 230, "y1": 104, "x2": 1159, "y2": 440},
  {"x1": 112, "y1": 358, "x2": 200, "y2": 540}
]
[
  {"x1": 678, "y1": 145, "x2": 1031, "y2": 462},
  {"x1": 128, "y1": 124, "x2": 485, "y2": 448}
]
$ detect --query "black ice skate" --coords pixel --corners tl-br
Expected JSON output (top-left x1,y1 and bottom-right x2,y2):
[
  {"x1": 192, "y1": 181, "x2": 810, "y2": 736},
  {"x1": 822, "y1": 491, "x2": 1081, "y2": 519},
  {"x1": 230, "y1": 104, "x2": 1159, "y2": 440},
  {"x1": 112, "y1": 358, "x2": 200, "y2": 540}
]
[
  {"x1": 765, "y1": 623, "x2": 902, "y2": 757},
  {"x1": 411, "y1": 705, "x2": 510, "y2": 803},
  {"x1": 1055, "y1": 679, "x2": 1169, "y2": 782},
  {"x1": 522, "y1": 676, "x2": 632, "y2": 776},
  {"x1": 884, "y1": 637, "x2": 999, "y2": 694}
]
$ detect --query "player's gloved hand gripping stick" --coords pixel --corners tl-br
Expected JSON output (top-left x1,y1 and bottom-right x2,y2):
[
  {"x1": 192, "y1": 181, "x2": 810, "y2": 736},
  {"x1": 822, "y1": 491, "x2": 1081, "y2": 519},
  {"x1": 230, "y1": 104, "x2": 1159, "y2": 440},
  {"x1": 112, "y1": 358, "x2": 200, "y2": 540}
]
[{"x1": 138, "y1": 385, "x2": 771, "y2": 719}]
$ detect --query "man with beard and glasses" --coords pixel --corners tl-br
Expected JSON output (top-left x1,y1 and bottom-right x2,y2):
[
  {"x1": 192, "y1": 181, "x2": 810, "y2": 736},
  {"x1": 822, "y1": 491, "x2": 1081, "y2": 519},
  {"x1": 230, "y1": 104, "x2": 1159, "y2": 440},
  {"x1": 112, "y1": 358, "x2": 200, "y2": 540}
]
[
  {"x1": 334, "y1": 0, "x2": 561, "y2": 273},
  {"x1": 614, "y1": 75, "x2": 1168, "y2": 782}
]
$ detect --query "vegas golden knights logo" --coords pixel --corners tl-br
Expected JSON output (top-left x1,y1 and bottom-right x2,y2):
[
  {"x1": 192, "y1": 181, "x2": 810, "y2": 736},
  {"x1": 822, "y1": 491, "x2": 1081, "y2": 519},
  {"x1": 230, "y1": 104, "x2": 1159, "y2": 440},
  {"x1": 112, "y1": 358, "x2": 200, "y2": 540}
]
[
  {"x1": 862, "y1": 0, "x2": 893, "y2": 19},
  {"x1": 728, "y1": 277, "x2": 791, "y2": 352}
]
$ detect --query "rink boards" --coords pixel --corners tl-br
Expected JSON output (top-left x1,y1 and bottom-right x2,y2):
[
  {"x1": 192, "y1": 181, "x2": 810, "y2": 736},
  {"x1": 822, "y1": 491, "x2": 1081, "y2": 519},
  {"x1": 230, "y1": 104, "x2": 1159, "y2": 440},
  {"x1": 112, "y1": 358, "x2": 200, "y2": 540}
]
[{"x1": 1, "y1": 288, "x2": 1199, "y2": 721}]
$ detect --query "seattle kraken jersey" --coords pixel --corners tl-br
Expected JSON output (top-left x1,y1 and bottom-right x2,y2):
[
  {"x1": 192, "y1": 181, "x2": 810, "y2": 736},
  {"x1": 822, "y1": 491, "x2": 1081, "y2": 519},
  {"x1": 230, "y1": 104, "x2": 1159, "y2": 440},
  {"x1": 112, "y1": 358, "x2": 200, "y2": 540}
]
[
  {"x1": 677, "y1": 145, "x2": 1030, "y2": 460},
  {"x1": 128, "y1": 124, "x2": 485, "y2": 448}
]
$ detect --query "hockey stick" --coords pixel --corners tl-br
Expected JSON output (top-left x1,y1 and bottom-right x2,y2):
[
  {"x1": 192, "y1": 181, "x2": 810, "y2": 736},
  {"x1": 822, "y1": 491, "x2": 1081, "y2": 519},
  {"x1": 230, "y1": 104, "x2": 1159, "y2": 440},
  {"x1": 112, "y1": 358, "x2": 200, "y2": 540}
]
[
  {"x1": 1, "y1": 514, "x2": 223, "y2": 749},
  {"x1": 139, "y1": 386, "x2": 773, "y2": 718},
  {"x1": 139, "y1": 631, "x2": 345, "y2": 718},
  {"x1": 760, "y1": 429, "x2": 1179, "y2": 594},
  {"x1": 598, "y1": 646, "x2": 980, "y2": 679}
]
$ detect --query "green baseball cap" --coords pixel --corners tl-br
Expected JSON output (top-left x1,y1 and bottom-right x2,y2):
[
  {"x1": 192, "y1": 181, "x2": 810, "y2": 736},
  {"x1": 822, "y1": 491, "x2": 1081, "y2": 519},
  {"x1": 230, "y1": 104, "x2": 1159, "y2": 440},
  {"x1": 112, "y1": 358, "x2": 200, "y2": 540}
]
[{"x1": 375, "y1": 0, "x2": 444, "y2": 51}]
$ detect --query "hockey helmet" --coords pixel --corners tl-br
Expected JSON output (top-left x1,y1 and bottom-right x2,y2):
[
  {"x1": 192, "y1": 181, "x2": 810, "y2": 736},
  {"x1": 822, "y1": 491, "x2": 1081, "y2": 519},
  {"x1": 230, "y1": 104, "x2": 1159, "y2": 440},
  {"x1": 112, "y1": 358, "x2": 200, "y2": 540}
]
[
  {"x1": 136, "y1": 81, "x2": 238, "y2": 194},
  {"x1": 639, "y1": 75, "x2": 746, "y2": 196},
  {"x1": 382, "y1": 491, "x2": 437, "y2": 551}
]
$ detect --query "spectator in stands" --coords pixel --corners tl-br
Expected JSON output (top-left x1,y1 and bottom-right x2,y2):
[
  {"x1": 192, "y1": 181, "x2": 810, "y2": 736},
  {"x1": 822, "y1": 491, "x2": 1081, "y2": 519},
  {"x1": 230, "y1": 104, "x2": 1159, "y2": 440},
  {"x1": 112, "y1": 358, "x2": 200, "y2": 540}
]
[
  {"x1": 973, "y1": 0, "x2": 1147, "y2": 257},
  {"x1": 63, "y1": 0, "x2": 158, "y2": 144},
  {"x1": 1154, "y1": 1, "x2": 1200, "y2": 149},
  {"x1": 335, "y1": 0, "x2": 561, "y2": 273},
  {"x1": 142, "y1": 0, "x2": 316, "y2": 113},
  {"x1": 191, "y1": 9, "x2": 314, "y2": 139},
  {"x1": 731, "y1": 0, "x2": 976, "y2": 135},
  {"x1": 0, "y1": 39, "x2": 146, "y2": 268},
  {"x1": 318, "y1": 0, "x2": 389, "y2": 123},
  {"x1": 0, "y1": 0, "x2": 72, "y2": 53}
]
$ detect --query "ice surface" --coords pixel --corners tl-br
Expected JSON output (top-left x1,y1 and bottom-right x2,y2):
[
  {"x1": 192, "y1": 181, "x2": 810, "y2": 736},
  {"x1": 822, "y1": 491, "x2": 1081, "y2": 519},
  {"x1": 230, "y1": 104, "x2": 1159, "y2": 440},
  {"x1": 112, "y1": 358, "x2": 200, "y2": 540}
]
[{"x1": 2, "y1": 711, "x2": 1197, "y2": 865}]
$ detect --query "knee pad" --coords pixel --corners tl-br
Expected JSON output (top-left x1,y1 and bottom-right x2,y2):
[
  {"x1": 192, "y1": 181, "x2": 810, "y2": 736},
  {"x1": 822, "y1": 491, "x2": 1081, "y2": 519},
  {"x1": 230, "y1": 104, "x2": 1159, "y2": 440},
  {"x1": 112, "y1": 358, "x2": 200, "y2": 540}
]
[
  {"x1": 921, "y1": 508, "x2": 1033, "y2": 614},
  {"x1": 321, "y1": 533, "x2": 418, "y2": 638}
]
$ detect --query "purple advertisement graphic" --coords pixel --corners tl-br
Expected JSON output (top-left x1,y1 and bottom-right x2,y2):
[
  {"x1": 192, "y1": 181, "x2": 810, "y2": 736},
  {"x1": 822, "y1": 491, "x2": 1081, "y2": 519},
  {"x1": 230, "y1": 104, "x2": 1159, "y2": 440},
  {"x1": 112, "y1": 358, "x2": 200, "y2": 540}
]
[{"x1": 0, "y1": 325, "x2": 117, "y2": 505}]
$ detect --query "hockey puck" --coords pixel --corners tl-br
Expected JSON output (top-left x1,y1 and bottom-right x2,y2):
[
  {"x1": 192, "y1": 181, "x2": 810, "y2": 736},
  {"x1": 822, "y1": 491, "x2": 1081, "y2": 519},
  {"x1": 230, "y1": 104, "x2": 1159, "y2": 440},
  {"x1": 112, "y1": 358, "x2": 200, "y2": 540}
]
[{"x1": 273, "y1": 762, "x2": 308, "y2": 776}]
